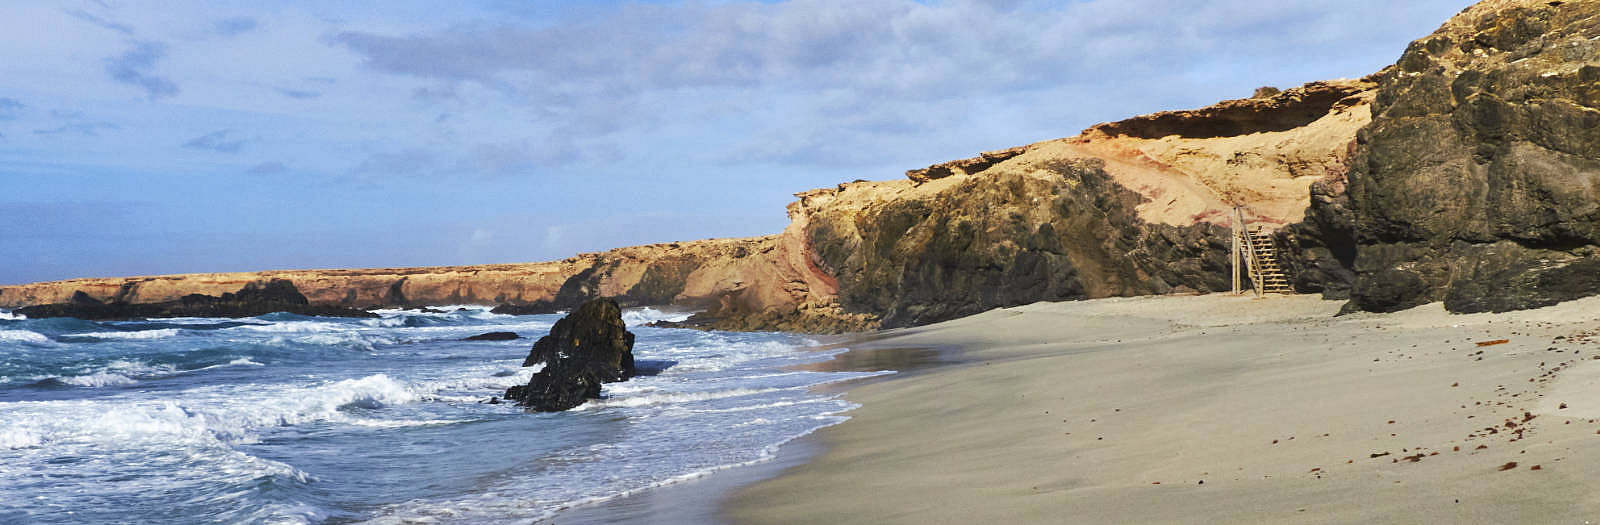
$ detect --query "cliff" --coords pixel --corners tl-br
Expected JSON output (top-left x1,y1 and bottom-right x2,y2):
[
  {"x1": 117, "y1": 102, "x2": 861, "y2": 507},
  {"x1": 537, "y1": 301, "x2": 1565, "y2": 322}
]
[
  {"x1": 0, "y1": 80, "x2": 1377, "y2": 332},
  {"x1": 9, "y1": 0, "x2": 1593, "y2": 330},
  {"x1": 0, "y1": 237, "x2": 780, "y2": 316},
  {"x1": 1329, "y1": 0, "x2": 1600, "y2": 313}
]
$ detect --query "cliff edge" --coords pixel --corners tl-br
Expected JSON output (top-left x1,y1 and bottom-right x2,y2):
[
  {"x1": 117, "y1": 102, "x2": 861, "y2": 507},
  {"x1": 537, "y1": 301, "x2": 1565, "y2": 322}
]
[{"x1": 7, "y1": 0, "x2": 1595, "y2": 330}]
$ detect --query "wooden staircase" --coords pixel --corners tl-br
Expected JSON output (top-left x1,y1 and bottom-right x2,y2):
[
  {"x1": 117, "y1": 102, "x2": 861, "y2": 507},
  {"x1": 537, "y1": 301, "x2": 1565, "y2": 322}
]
[
  {"x1": 1231, "y1": 207, "x2": 1293, "y2": 296},
  {"x1": 1244, "y1": 229, "x2": 1293, "y2": 294}
]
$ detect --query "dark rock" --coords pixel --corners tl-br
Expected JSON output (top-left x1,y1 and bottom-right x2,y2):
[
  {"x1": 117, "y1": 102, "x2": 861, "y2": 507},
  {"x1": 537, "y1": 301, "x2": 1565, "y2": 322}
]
[
  {"x1": 619, "y1": 256, "x2": 700, "y2": 306},
  {"x1": 905, "y1": 146, "x2": 1027, "y2": 183},
  {"x1": 462, "y1": 331, "x2": 520, "y2": 341},
  {"x1": 1276, "y1": 177, "x2": 1359, "y2": 299},
  {"x1": 1335, "y1": 2, "x2": 1600, "y2": 314},
  {"x1": 810, "y1": 158, "x2": 1230, "y2": 329},
  {"x1": 490, "y1": 301, "x2": 559, "y2": 315},
  {"x1": 227, "y1": 280, "x2": 309, "y2": 305},
  {"x1": 504, "y1": 298, "x2": 637, "y2": 412},
  {"x1": 14, "y1": 280, "x2": 377, "y2": 320}
]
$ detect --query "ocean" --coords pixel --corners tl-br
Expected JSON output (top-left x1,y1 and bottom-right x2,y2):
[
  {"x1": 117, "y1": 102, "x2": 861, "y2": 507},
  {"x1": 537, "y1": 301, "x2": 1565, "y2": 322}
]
[{"x1": 0, "y1": 306, "x2": 884, "y2": 523}]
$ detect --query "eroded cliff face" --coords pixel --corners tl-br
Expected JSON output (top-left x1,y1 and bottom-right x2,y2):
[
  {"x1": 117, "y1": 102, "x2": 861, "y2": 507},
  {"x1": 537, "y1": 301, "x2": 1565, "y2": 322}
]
[
  {"x1": 754, "y1": 79, "x2": 1375, "y2": 328},
  {"x1": 1335, "y1": 0, "x2": 1600, "y2": 313},
  {"x1": 0, "y1": 78, "x2": 1377, "y2": 332},
  {"x1": 798, "y1": 160, "x2": 1232, "y2": 328}
]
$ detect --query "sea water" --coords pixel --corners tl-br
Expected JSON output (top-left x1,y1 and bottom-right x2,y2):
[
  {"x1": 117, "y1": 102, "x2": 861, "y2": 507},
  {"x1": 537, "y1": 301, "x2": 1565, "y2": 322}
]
[{"x1": 0, "y1": 306, "x2": 884, "y2": 523}]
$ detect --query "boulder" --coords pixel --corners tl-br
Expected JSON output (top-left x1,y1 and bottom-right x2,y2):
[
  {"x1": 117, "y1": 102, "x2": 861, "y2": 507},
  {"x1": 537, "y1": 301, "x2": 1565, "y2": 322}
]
[
  {"x1": 490, "y1": 301, "x2": 558, "y2": 315},
  {"x1": 462, "y1": 331, "x2": 520, "y2": 341},
  {"x1": 504, "y1": 298, "x2": 637, "y2": 411}
]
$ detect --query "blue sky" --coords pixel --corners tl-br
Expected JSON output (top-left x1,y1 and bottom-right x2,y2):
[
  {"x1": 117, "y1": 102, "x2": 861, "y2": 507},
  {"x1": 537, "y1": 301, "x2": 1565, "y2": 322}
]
[{"x1": 0, "y1": 0, "x2": 1472, "y2": 284}]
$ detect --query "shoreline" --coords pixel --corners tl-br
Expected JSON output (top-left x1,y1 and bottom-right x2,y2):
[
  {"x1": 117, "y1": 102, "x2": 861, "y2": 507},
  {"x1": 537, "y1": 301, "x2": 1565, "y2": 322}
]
[
  {"x1": 542, "y1": 333, "x2": 950, "y2": 524},
  {"x1": 724, "y1": 293, "x2": 1600, "y2": 524}
]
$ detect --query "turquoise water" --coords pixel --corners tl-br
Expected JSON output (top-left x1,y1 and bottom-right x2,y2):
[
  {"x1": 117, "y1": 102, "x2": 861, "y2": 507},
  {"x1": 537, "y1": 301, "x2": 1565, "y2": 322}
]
[{"x1": 0, "y1": 306, "x2": 882, "y2": 523}]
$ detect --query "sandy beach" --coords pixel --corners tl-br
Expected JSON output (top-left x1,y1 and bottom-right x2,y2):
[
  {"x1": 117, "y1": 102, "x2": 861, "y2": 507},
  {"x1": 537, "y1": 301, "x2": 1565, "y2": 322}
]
[{"x1": 726, "y1": 293, "x2": 1600, "y2": 524}]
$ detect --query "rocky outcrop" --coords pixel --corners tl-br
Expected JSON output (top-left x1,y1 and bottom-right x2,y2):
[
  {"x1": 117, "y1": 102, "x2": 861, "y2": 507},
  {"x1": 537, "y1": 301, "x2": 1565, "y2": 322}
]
[
  {"x1": 1087, "y1": 81, "x2": 1371, "y2": 140},
  {"x1": 905, "y1": 146, "x2": 1027, "y2": 183},
  {"x1": 799, "y1": 158, "x2": 1231, "y2": 328},
  {"x1": 462, "y1": 331, "x2": 520, "y2": 341},
  {"x1": 27, "y1": 4, "x2": 1587, "y2": 328},
  {"x1": 1335, "y1": 0, "x2": 1600, "y2": 313},
  {"x1": 14, "y1": 280, "x2": 377, "y2": 320},
  {"x1": 504, "y1": 298, "x2": 636, "y2": 411},
  {"x1": 0, "y1": 77, "x2": 1380, "y2": 331}
]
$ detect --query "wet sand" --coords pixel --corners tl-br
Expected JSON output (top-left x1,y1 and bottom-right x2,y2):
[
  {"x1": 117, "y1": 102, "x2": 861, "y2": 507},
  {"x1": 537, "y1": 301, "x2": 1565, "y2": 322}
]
[{"x1": 725, "y1": 293, "x2": 1600, "y2": 524}]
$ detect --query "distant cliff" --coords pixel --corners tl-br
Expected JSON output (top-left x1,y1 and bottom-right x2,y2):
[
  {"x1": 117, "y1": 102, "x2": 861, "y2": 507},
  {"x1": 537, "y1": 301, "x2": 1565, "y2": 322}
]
[{"x1": 7, "y1": 0, "x2": 1594, "y2": 330}]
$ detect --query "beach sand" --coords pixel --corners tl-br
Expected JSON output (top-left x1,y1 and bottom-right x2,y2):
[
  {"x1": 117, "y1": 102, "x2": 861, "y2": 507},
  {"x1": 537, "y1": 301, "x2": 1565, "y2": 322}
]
[{"x1": 725, "y1": 293, "x2": 1600, "y2": 524}]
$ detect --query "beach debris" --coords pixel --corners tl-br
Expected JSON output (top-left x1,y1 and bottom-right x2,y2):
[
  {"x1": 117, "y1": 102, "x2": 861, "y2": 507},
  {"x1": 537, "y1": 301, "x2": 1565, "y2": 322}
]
[
  {"x1": 1476, "y1": 339, "x2": 1510, "y2": 347},
  {"x1": 1497, "y1": 462, "x2": 1518, "y2": 471}
]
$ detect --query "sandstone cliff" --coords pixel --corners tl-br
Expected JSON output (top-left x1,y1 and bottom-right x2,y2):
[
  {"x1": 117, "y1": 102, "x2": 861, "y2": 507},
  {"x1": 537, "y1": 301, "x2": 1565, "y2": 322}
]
[
  {"x1": 0, "y1": 237, "x2": 775, "y2": 315},
  {"x1": 13, "y1": 0, "x2": 1592, "y2": 330},
  {"x1": 0, "y1": 80, "x2": 1377, "y2": 332}
]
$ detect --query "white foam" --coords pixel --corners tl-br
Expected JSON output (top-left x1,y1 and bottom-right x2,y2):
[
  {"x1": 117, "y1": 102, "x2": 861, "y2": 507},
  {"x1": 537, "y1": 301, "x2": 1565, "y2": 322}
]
[
  {"x1": 0, "y1": 427, "x2": 41, "y2": 449},
  {"x1": 576, "y1": 387, "x2": 781, "y2": 410},
  {"x1": 78, "y1": 328, "x2": 181, "y2": 340},
  {"x1": 266, "y1": 332, "x2": 395, "y2": 351},
  {"x1": 45, "y1": 359, "x2": 181, "y2": 387},
  {"x1": 190, "y1": 358, "x2": 265, "y2": 372},
  {"x1": 622, "y1": 307, "x2": 693, "y2": 326},
  {"x1": 0, "y1": 310, "x2": 24, "y2": 320},
  {"x1": 0, "y1": 329, "x2": 49, "y2": 344},
  {"x1": 0, "y1": 304, "x2": 883, "y2": 524},
  {"x1": 59, "y1": 372, "x2": 139, "y2": 387},
  {"x1": 231, "y1": 320, "x2": 346, "y2": 333},
  {"x1": 346, "y1": 418, "x2": 459, "y2": 428},
  {"x1": 360, "y1": 316, "x2": 412, "y2": 327}
]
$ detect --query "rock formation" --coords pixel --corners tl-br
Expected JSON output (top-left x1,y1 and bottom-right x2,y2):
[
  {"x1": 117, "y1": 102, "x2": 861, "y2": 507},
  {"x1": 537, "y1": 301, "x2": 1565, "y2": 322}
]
[
  {"x1": 462, "y1": 332, "x2": 520, "y2": 341},
  {"x1": 504, "y1": 298, "x2": 636, "y2": 411},
  {"x1": 13, "y1": 280, "x2": 377, "y2": 320},
  {"x1": 1326, "y1": 0, "x2": 1600, "y2": 313},
  {"x1": 7, "y1": 1, "x2": 1593, "y2": 328},
  {"x1": 0, "y1": 79, "x2": 1377, "y2": 331}
]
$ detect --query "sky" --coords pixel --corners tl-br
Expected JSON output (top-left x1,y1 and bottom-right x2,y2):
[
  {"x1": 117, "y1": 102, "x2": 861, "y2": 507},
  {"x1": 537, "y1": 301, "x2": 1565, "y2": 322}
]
[{"x1": 0, "y1": 0, "x2": 1474, "y2": 285}]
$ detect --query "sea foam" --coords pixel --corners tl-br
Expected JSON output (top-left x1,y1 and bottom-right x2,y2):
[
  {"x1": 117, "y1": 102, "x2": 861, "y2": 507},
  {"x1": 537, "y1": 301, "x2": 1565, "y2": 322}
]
[
  {"x1": 0, "y1": 329, "x2": 50, "y2": 344},
  {"x1": 77, "y1": 328, "x2": 182, "y2": 340}
]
